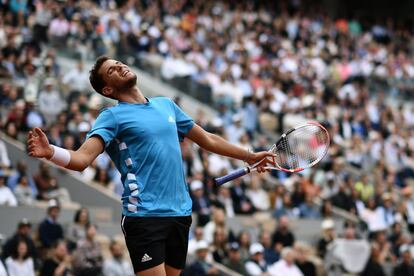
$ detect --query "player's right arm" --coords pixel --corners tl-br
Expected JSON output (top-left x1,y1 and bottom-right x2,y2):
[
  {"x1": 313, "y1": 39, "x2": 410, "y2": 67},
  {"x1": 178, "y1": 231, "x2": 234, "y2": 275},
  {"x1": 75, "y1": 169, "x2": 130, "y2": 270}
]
[{"x1": 27, "y1": 127, "x2": 104, "y2": 171}]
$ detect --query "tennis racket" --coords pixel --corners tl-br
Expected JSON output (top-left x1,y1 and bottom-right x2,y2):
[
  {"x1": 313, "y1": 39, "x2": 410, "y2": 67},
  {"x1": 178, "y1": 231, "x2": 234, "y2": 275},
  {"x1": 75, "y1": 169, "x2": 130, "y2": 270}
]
[{"x1": 215, "y1": 122, "x2": 330, "y2": 186}]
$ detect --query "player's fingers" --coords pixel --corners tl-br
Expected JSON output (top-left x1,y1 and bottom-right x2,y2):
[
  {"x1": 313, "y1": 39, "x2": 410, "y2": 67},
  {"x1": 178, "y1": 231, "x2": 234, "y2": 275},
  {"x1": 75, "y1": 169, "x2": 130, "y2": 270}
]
[{"x1": 34, "y1": 127, "x2": 46, "y2": 138}]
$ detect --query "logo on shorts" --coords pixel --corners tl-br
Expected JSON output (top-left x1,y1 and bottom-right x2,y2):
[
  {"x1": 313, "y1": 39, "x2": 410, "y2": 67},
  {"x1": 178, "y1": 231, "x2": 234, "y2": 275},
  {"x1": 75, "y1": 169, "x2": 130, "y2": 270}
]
[
  {"x1": 141, "y1": 253, "x2": 152, "y2": 262},
  {"x1": 168, "y1": 116, "x2": 175, "y2": 123}
]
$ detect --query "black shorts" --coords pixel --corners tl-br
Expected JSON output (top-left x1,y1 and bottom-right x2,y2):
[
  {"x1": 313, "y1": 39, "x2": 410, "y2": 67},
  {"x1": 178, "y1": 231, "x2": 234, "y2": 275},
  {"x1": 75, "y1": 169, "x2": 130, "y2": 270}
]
[{"x1": 121, "y1": 215, "x2": 192, "y2": 273}]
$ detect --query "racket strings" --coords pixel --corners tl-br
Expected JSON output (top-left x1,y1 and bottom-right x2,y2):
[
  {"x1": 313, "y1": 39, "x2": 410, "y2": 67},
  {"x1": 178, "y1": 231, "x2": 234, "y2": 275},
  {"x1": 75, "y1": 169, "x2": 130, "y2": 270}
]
[{"x1": 275, "y1": 124, "x2": 329, "y2": 171}]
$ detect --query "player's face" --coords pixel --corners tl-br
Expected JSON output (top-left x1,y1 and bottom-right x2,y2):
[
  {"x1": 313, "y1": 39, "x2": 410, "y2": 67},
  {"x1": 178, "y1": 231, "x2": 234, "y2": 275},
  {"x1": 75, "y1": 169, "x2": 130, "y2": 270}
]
[{"x1": 100, "y1": 59, "x2": 137, "y2": 92}]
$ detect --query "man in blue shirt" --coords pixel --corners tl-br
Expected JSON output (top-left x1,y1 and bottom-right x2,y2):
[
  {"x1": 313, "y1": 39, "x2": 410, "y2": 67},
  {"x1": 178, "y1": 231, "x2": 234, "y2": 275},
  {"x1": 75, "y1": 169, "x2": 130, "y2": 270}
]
[{"x1": 27, "y1": 56, "x2": 274, "y2": 276}]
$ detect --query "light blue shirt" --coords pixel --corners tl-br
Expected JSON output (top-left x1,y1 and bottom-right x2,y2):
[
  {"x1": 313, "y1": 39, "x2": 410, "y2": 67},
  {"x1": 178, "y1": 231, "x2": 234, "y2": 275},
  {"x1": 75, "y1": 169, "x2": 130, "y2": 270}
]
[{"x1": 87, "y1": 97, "x2": 194, "y2": 217}]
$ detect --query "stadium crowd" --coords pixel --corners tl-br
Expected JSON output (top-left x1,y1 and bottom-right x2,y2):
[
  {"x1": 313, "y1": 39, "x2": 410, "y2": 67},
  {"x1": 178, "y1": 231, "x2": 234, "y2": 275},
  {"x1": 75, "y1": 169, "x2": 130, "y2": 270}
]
[{"x1": 1, "y1": 0, "x2": 414, "y2": 275}]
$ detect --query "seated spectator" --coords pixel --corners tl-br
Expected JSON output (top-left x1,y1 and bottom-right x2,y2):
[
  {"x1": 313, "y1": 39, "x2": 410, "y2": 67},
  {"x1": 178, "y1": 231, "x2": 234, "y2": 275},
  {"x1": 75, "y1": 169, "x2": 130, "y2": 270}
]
[
  {"x1": 188, "y1": 226, "x2": 205, "y2": 256},
  {"x1": 40, "y1": 240, "x2": 72, "y2": 276},
  {"x1": 2, "y1": 218, "x2": 37, "y2": 262},
  {"x1": 6, "y1": 161, "x2": 37, "y2": 197},
  {"x1": 37, "y1": 78, "x2": 65, "y2": 126},
  {"x1": 317, "y1": 219, "x2": 336, "y2": 258},
  {"x1": 246, "y1": 174, "x2": 270, "y2": 211},
  {"x1": 211, "y1": 226, "x2": 228, "y2": 263},
  {"x1": 245, "y1": 243, "x2": 268, "y2": 276},
  {"x1": 272, "y1": 216, "x2": 295, "y2": 249},
  {"x1": 72, "y1": 223, "x2": 104, "y2": 276},
  {"x1": 260, "y1": 230, "x2": 279, "y2": 265},
  {"x1": 213, "y1": 185, "x2": 235, "y2": 218},
  {"x1": 184, "y1": 240, "x2": 219, "y2": 276},
  {"x1": 268, "y1": 247, "x2": 303, "y2": 276},
  {"x1": 14, "y1": 175, "x2": 36, "y2": 205},
  {"x1": 361, "y1": 242, "x2": 386, "y2": 276},
  {"x1": 38, "y1": 199, "x2": 64, "y2": 249},
  {"x1": 103, "y1": 240, "x2": 134, "y2": 276},
  {"x1": 190, "y1": 179, "x2": 211, "y2": 226},
  {"x1": 222, "y1": 242, "x2": 248, "y2": 275},
  {"x1": 231, "y1": 178, "x2": 256, "y2": 215},
  {"x1": 0, "y1": 259, "x2": 6, "y2": 276},
  {"x1": 299, "y1": 195, "x2": 321, "y2": 218},
  {"x1": 394, "y1": 244, "x2": 414, "y2": 276},
  {"x1": 5, "y1": 239, "x2": 35, "y2": 276},
  {"x1": 238, "y1": 230, "x2": 251, "y2": 263},
  {"x1": 33, "y1": 162, "x2": 56, "y2": 201},
  {"x1": 0, "y1": 139, "x2": 11, "y2": 169},
  {"x1": 294, "y1": 242, "x2": 316, "y2": 276},
  {"x1": 66, "y1": 207, "x2": 90, "y2": 251},
  {"x1": 0, "y1": 169, "x2": 17, "y2": 206},
  {"x1": 203, "y1": 208, "x2": 234, "y2": 245}
]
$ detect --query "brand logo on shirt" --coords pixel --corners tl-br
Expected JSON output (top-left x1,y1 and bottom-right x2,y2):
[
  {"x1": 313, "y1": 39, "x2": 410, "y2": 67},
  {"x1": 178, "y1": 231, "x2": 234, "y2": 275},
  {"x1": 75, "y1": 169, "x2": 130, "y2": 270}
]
[
  {"x1": 141, "y1": 253, "x2": 152, "y2": 262},
  {"x1": 168, "y1": 116, "x2": 175, "y2": 123}
]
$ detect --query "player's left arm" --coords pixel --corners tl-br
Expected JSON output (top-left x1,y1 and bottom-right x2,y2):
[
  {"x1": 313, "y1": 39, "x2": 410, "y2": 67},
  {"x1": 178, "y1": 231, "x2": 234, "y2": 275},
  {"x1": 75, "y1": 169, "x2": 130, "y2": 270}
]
[{"x1": 186, "y1": 124, "x2": 274, "y2": 170}]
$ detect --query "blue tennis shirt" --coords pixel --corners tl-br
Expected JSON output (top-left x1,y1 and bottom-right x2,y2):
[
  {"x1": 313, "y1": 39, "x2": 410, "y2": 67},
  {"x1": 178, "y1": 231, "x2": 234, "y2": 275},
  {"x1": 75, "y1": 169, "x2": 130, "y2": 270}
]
[{"x1": 86, "y1": 97, "x2": 194, "y2": 217}]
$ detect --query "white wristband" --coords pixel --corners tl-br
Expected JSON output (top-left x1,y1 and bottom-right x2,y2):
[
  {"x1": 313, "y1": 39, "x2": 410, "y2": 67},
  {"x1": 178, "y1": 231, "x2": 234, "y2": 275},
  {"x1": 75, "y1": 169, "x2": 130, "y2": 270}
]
[{"x1": 49, "y1": 145, "x2": 71, "y2": 167}]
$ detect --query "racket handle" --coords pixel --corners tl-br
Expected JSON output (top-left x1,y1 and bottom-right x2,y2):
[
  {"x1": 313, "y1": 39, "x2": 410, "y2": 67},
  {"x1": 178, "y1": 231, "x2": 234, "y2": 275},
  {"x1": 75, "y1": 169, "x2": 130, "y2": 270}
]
[{"x1": 215, "y1": 167, "x2": 250, "y2": 186}]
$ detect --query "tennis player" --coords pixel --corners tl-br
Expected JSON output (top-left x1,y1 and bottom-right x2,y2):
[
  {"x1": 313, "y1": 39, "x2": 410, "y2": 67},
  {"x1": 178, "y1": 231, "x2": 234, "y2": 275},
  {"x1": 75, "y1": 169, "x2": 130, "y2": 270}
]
[{"x1": 27, "y1": 56, "x2": 275, "y2": 276}]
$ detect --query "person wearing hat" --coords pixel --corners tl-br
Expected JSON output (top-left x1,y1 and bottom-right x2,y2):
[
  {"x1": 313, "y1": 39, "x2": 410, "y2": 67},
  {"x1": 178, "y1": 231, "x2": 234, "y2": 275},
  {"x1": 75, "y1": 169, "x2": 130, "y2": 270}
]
[
  {"x1": 317, "y1": 219, "x2": 336, "y2": 258},
  {"x1": 190, "y1": 179, "x2": 211, "y2": 227},
  {"x1": 222, "y1": 242, "x2": 248, "y2": 275},
  {"x1": 38, "y1": 199, "x2": 64, "y2": 249},
  {"x1": 245, "y1": 242, "x2": 268, "y2": 276},
  {"x1": 185, "y1": 240, "x2": 219, "y2": 276},
  {"x1": 2, "y1": 218, "x2": 37, "y2": 263},
  {"x1": 268, "y1": 247, "x2": 303, "y2": 276}
]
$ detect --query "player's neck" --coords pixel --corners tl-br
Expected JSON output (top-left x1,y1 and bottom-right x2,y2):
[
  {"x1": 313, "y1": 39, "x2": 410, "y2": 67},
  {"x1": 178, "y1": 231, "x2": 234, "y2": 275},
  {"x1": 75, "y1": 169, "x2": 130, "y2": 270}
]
[{"x1": 118, "y1": 86, "x2": 147, "y2": 104}]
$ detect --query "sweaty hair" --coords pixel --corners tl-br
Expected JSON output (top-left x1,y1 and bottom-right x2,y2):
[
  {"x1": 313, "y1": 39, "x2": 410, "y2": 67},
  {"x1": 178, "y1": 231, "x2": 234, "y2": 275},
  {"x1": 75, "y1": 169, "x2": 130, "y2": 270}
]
[{"x1": 89, "y1": 56, "x2": 110, "y2": 94}]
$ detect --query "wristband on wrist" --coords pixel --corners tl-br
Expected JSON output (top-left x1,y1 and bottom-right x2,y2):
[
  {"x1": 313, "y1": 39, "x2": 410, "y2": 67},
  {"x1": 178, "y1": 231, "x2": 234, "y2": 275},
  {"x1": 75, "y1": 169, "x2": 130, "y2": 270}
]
[
  {"x1": 49, "y1": 145, "x2": 71, "y2": 167},
  {"x1": 243, "y1": 149, "x2": 251, "y2": 164}
]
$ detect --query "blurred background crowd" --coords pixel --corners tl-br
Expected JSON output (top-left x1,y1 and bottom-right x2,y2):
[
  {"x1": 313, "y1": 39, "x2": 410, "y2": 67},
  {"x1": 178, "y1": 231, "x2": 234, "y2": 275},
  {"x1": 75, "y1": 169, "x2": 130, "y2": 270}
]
[{"x1": 1, "y1": 0, "x2": 414, "y2": 275}]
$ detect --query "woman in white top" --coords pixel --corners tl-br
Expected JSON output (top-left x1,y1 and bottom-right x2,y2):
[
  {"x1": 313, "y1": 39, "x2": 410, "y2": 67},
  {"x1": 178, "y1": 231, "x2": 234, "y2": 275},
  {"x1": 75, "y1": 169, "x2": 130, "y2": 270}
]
[{"x1": 5, "y1": 239, "x2": 35, "y2": 276}]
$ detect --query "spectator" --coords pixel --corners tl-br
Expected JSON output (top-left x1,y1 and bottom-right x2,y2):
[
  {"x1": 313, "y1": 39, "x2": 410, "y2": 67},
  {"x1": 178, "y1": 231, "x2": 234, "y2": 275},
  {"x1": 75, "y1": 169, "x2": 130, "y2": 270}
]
[
  {"x1": 294, "y1": 242, "x2": 316, "y2": 276},
  {"x1": 2, "y1": 218, "x2": 37, "y2": 262},
  {"x1": 38, "y1": 199, "x2": 64, "y2": 249},
  {"x1": 260, "y1": 230, "x2": 279, "y2": 266},
  {"x1": 246, "y1": 174, "x2": 270, "y2": 211},
  {"x1": 40, "y1": 240, "x2": 72, "y2": 276},
  {"x1": 37, "y1": 78, "x2": 64, "y2": 126},
  {"x1": 299, "y1": 194, "x2": 321, "y2": 218},
  {"x1": 4, "y1": 239, "x2": 35, "y2": 276},
  {"x1": 272, "y1": 216, "x2": 295, "y2": 249},
  {"x1": 317, "y1": 219, "x2": 336, "y2": 258},
  {"x1": 14, "y1": 175, "x2": 36, "y2": 206},
  {"x1": 361, "y1": 242, "x2": 387, "y2": 276},
  {"x1": 190, "y1": 179, "x2": 211, "y2": 226},
  {"x1": 203, "y1": 208, "x2": 230, "y2": 245},
  {"x1": 0, "y1": 169, "x2": 17, "y2": 206},
  {"x1": 72, "y1": 223, "x2": 104, "y2": 276},
  {"x1": 66, "y1": 207, "x2": 90, "y2": 251},
  {"x1": 222, "y1": 242, "x2": 248, "y2": 275},
  {"x1": 245, "y1": 243, "x2": 268, "y2": 276},
  {"x1": 211, "y1": 226, "x2": 228, "y2": 263},
  {"x1": 268, "y1": 247, "x2": 303, "y2": 276},
  {"x1": 188, "y1": 226, "x2": 205, "y2": 256},
  {"x1": 238, "y1": 230, "x2": 251, "y2": 263},
  {"x1": 103, "y1": 240, "x2": 134, "y2": 276},
  {"x1": 393, "y1": 245, "x2": 414, "y2": 276},
  {"x1": 6, "y1": 161, "x2": 37, "y2": 196},
  {"x1": 62, "y1": 60, "x2": 91, "y2": 93},
  {"x1": 184, "y1": 240, "x2": 219, "y2": 276},
  {"x1": 0, "y1": 139, "x2": 10, "y2": 169},
  {"x1": 231, "y1": 178, "x2": 256, "y2": 215}
]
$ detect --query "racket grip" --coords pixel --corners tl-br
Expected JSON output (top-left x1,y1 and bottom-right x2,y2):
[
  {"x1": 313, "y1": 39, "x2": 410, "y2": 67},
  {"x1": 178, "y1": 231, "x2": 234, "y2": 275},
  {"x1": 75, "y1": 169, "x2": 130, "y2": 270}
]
[{"x1": 215, "y1": 167, "x2": 250, "y2": 186}]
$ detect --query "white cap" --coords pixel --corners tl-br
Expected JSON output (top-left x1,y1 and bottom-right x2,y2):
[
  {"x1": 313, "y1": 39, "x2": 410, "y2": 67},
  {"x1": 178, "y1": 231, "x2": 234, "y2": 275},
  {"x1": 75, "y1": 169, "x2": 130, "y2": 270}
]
[
  {"x1": 249, "y1": 243, "x2": 264, "y2": 255},
  {"x1": 195, "y1": 240, "x2": 209, "y2": 251},
  {"x1": 190, "y1": 180, "x2": 203, "y2": 191},
  {"x1": 321, "y1": 219, "x2": 335, "y2": 230},
  {"x1": 44, "y1": 78, "x2": 55, "y2": 86},
  {"x1": 48, "y1": 199, "x2": 60, "y2": 209}
]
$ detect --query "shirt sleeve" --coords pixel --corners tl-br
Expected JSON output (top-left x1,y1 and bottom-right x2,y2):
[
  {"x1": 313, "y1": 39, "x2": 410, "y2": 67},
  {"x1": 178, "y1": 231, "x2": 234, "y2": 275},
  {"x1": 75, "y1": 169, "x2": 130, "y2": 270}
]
[
  {"x1": 171, "y1": 100, "x2": 194, "y2": 141},
  {"x1": 86, "y1": 108, "x2": 118, "y2": 148}
]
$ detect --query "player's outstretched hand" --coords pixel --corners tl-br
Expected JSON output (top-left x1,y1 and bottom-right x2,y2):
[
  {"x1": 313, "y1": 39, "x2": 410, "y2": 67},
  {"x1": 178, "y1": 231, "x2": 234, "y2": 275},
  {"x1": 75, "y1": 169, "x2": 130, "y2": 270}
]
[
  {"x1": 247, "y1": 151, "x2": 276, "y2": 173},
  {"x1": 27, "y1": 127, "x2": 53, "y2": 159}
]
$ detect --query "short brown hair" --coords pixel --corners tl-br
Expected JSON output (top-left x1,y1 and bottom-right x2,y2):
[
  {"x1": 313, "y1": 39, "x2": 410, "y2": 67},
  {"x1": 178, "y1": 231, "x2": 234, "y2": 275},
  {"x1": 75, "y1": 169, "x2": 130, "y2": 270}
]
[{"x1": 89, "y1": 56, "x2": 110, "y2": 94}]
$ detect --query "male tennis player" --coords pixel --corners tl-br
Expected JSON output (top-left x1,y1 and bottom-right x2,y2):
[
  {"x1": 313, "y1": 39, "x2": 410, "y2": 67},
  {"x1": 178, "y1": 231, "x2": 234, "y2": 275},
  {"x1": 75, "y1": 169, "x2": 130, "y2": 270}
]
[{"x1": 27, "y1": 56, "x2": 275, "y2": 276}]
